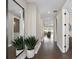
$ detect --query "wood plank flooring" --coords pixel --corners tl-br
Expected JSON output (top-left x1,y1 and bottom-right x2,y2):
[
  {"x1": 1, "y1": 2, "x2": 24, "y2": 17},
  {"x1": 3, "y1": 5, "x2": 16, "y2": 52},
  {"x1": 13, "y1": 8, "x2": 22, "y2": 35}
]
[{"x1": 25, "y1": 41, "x2": 72, "y2": 59}]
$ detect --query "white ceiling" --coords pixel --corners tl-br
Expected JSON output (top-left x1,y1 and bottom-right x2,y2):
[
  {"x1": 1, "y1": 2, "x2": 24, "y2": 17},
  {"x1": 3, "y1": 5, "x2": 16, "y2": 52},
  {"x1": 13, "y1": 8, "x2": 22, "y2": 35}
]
[
  {"x1": 26, "y1": 0, "x2": 67, "y2": 26},
  {"x1": 26, "y1": 0, "x2": 66, "y2": 15}
]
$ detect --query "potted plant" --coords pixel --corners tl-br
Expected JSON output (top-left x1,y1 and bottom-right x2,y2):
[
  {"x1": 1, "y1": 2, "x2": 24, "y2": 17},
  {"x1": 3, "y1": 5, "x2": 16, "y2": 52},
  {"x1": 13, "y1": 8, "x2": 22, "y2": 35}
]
[
  {"x1": 12, "y1": 36, "x2": 24, "y2": 50},
  {"x1": 24, "y1": 36, "x2": 37, "y2": 58}
]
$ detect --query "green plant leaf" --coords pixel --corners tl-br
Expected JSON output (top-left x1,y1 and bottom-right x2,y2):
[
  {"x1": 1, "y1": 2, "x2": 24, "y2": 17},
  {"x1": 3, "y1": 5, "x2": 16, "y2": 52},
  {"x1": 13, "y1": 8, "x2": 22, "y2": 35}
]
[{"x1": 24, "y1": 36, "x2": 37, "y2": 50}]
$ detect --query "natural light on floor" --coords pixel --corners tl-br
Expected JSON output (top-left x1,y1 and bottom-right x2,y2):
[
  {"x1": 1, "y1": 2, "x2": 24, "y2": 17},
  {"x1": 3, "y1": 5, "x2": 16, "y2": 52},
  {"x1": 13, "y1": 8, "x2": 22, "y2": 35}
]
[{"x1": 43, "y1": 33, "x2": 54, "y2": 43}]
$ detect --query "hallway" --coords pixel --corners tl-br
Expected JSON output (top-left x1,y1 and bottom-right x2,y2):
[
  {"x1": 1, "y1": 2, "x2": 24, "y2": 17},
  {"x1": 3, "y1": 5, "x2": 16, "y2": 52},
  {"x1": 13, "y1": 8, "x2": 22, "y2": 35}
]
[
  {"x1": 25, "y1": 35, "x2": 72, "y2": 59},
  {"x1": 7, "y1": 0, "x2": 72, "y2": 59}
]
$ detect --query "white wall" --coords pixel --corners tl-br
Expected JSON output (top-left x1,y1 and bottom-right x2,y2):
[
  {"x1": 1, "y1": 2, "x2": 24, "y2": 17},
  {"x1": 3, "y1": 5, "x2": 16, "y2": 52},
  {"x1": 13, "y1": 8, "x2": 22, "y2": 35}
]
[
  {"x1": 56, "y1": 9, "x2": 64, "y2": 53},
  {"x1": 56, "y1": 9, "x2": 70, "y2": 53},
  {"x1": 26, "y1": 3, "x2": 44, "y2": 40},
  {"x1": 26, "y1": 3, "x2": 37, "y2": 37},
  {"x1": 62, "y1": 9, "x2": 69, "y2": 53},
  {"x1": 56, "y1": 0, "x2": 72, "y2": 53},
  {"x1": 36, "y1": 11, "x2": 44, "y2": 39},
  {"x1": 63, "y1": 0, "x2": 72, "y2": 37}
]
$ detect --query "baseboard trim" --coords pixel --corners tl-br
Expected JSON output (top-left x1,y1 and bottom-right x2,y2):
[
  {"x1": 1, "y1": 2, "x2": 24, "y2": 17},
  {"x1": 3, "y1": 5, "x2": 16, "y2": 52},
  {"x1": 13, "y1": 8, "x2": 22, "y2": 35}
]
[{"x1": 57, "y1": 42, "x2": 65, "y2": 53}]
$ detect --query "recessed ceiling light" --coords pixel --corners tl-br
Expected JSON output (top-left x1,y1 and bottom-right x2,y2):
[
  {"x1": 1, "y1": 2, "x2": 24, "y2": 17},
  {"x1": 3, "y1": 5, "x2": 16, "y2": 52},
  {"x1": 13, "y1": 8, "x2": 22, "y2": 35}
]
[{"x1": 48, "y1": 11, "x2": 50, "y2": 14}]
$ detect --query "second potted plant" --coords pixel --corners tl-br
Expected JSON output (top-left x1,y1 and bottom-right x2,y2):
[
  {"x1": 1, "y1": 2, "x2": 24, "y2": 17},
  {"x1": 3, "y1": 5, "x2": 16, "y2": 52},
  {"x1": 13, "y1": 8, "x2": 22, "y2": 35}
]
[{"x1": 24, "y1": 36, "x2": 37, "y2": 58}]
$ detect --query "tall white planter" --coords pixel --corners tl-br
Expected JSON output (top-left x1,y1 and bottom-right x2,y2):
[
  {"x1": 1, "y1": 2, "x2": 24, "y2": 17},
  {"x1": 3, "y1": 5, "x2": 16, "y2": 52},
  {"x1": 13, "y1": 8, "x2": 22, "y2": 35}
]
[{"x1": 26, "y1": 49, "x2": 34, "y2": 58}]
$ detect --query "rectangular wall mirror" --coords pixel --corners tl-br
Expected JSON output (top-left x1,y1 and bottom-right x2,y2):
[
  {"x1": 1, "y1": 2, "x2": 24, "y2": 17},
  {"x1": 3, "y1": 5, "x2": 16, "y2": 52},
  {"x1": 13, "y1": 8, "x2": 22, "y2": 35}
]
[
  {"x1": 8, "y1": 0, "x2": 24, "y2": 45},
  {"x1": 7, "y1": 0, "x2": 25, "y2": 58}
]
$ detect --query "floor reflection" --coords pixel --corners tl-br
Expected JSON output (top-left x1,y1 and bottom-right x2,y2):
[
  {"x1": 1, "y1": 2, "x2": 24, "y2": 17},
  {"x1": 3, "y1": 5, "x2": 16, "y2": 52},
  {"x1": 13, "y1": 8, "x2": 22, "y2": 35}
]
[
  {"x1": 42, "y1": 33, "x2": 54, "y2": 50},
  {"x1": 43, "y1": 33, "x2": 54, "y2": 43}
]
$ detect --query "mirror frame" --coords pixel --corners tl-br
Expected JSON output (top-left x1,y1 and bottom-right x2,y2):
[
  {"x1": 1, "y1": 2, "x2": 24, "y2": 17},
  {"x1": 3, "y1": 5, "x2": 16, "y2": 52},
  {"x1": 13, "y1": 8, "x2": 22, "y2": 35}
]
[{"x1": 13, "y1": 0, "x2": 25, "y2": 19}]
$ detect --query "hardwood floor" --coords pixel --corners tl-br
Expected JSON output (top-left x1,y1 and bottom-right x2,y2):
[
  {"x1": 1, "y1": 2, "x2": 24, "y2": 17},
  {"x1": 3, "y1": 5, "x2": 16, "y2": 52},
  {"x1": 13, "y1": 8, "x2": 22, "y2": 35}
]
[{"x1": 25, "y1": 41, "x2": 72, "y2": 59}]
